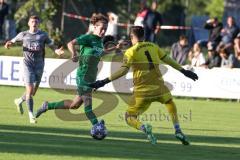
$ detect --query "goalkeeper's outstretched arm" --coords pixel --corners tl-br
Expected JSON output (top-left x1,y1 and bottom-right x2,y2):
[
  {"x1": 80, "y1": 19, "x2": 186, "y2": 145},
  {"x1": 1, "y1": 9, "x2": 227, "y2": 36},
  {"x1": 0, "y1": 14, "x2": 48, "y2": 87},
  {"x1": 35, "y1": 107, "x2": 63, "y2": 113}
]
[
  {"x1": 109, "y1": 66, "x2": 129, "y2": 81},
  {"x1": 161, "y1": 54, "x2": 183, "y2": 71},
  {"x1": 161, "y1": 54, "x2": 198, "y2": 81},
  {"x1": 89, "y1": 66, "x2": 129, "y2": 89}
]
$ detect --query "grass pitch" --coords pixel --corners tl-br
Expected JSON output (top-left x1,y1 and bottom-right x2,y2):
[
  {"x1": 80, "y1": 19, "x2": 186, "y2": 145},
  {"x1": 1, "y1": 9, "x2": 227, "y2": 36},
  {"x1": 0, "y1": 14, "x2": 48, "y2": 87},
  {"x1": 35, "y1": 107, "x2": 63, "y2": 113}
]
[{"x1": 0, "y1": 86, "x2": 239, "y2": 160}]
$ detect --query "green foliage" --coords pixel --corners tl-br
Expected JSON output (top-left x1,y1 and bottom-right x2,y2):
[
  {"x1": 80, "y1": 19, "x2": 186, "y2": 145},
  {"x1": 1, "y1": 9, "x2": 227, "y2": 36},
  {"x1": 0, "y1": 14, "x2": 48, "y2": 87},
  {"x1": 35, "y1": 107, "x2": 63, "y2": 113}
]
[
  {"x1": 184, "y1": 0, "x2": 208, "y2": 16},
  {"x1": 205, "y1": 0, "x2": 224, "y2": 20},
  {"x1": 14, "y1": 0, "x2": 62, "y2": 43},
  {"x1": 155, "y1": 0, "x2": 186, "y2": 45},
  {"x1": 12, "y1": 0, "x2": 224, "y2": 47}
]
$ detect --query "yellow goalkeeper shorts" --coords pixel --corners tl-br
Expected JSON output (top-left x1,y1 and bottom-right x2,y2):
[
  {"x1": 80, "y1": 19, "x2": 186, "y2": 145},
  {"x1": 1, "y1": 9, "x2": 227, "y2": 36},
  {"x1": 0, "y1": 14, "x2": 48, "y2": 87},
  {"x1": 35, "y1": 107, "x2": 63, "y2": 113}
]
[{"x1": 126, "y1": 92, "x2": 172, "y2": 116}]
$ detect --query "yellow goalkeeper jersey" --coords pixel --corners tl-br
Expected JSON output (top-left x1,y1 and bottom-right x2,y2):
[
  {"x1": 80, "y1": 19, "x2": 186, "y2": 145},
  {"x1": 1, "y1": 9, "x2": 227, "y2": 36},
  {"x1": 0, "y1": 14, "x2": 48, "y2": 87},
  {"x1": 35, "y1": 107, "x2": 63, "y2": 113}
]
[{"x1": 122, "y1": 41, "x2": 170, "y2": 97}]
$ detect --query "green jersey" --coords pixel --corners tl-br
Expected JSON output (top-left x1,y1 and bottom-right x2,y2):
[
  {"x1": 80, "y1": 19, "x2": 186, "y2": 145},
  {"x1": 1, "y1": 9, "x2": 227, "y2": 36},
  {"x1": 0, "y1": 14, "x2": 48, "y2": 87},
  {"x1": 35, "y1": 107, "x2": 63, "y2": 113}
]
[{"x1": 75, "y1": 34, "x2": 104, "y2": 95}]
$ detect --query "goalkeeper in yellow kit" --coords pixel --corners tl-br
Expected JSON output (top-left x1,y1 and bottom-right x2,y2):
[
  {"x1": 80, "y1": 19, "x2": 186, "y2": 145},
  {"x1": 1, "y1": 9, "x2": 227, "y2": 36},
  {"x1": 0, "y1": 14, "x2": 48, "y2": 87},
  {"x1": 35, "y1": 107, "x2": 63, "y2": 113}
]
[{"x1": 90, "y1": 26, "x2": 198, "y2": 145}]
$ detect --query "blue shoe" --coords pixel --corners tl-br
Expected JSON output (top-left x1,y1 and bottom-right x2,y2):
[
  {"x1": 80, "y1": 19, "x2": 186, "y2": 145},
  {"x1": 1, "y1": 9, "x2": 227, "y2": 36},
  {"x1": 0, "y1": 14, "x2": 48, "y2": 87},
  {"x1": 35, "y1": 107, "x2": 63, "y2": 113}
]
[
  {"x1": 35, "y1": 101, "x2": 48, "y2": 118},
  {"x1": 175, "y1": 131, "x2": 190, "y2": 145},
  {"x1": 144, "y1": 124, "x2": 157, "y2": 145}
]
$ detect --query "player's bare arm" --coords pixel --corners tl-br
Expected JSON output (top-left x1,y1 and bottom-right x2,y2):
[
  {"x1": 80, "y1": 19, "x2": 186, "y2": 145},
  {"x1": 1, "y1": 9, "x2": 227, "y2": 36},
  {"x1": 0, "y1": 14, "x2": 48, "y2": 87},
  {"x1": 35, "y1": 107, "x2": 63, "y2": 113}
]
[
  {"x1": 67, "y1": 39, "x2": 78, "y2": 62},
  {"x1": 47, "y1": 43, "x2": 64, "y2": 56},
  {"x1": 54, "y1": 46, "x2": 64, "y2": 56},
  {"x1": 102, "y1": 35, "x2": 131, "y2": 55},
  {"x1": 4, "y1": 41, "x2": 13, "y2": 49}
]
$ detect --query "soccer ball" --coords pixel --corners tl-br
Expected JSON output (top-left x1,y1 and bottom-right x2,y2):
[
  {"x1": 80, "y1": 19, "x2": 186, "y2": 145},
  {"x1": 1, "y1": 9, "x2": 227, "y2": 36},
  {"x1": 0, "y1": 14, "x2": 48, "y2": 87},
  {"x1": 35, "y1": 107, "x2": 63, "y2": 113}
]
[{"x1": 90, "y1": 120, "x2": 107, "y2": 140}]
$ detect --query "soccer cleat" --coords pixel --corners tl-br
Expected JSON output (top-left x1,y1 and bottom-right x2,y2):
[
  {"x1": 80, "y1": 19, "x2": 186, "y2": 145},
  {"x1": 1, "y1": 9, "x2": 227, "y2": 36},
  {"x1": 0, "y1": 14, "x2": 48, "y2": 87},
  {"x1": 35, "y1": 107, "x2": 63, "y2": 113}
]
[
  {"x1": 144, "y1": 124, "x2": 157, "y2": 145},
  {"x1": 29, "y1": 112, "x2": 37, "y2": 124},
  {"x1": 29, "y1": 116, "x2": 37, "y2": 124},
  {"x1": 14, "y1": 98, "x2": 24, "y2": 115},
  {"x1": 35, "y1": 101, "x2": 48, "y2": 118},
  {"x1": 96, "y1": 119, "x2": 106, "y2": 129},
  {"x1": 99, "y1": 119, "x2": 105, "y2": 126},
  {"x1": 175, "y1": 131, "x2": 190, "y2": 145}
]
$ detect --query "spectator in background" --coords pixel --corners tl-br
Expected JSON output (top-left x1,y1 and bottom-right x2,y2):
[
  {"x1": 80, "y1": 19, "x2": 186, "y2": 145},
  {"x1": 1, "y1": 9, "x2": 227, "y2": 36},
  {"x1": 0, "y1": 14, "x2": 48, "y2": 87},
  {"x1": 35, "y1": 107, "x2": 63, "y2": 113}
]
[
  {"x1": 203, "y1": 44, "x2": 221, "y2": 69},
  {"x1": 204, "y1": 17, "x2": 223, "y2": 50},
  {"x1": 144, "y1": 0, "x2": 163, "y2": 42},
  {"x1": 105, "y1": 12, "x2": 118, "y2": 40},
  {"x1": 216, "y1": 16, "x2": 239, "y2": 53},
  {"x1": 219, "y1": 48, "x2": 240, "y2": 68},
  {"x1": 188, "y1": 42, "x2": 206, "y2": 67},
  {"x1": 86, "y1": 13, "x2": 97, "y2": 34},
  {"x1": 134, "y1": 0, "x2": 149, "y2": 27},
  {"x1": 170, "y1": 35, "x2": 190, "y2": 65},
  {"x1": 234, "y1": 33, "x2": 240, "y2": 60},
  {"x1": 0, "y1": 0, "x2": 9, "y2": 40}
]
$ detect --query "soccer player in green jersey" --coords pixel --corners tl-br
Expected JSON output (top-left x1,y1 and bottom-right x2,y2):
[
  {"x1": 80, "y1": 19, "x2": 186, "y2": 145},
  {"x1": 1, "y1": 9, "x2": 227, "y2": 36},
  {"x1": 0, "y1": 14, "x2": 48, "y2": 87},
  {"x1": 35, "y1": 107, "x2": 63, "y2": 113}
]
[{"x1": 35, "y1": 14, "x2": 108, "y2": 127}]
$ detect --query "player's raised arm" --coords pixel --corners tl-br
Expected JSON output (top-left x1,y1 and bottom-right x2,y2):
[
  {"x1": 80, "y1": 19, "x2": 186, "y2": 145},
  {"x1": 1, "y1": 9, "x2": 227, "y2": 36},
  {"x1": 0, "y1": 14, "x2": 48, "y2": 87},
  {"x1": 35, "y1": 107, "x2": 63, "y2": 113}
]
[
  {"x1": 102, "y1": 36, "x2": 132, "y2": 55},
  {"x1": 102, "y1": 35, "x2": 116, "y2": 54},
  {"x1": 67, "y1": 39, "x2": 78, "y2": 62}
]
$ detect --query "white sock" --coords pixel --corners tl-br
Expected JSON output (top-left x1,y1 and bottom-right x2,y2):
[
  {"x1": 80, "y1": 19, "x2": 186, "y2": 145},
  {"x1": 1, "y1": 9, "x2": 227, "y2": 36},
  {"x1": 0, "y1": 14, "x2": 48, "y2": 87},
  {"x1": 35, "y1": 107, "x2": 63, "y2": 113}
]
[
  {"x1": 16, "y1": 97, "x2": 23, "y2": 104},
  {"x1": 28, "y1": 112, "x2": 34, "y2": 118}
]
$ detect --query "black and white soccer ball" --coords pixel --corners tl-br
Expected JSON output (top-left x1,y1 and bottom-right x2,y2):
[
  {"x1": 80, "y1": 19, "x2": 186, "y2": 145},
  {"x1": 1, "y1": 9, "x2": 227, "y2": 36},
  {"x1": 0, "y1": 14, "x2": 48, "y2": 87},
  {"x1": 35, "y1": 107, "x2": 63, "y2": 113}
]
[{"x1": 90, "y1": 120, "x2": 107, "y2": 140}]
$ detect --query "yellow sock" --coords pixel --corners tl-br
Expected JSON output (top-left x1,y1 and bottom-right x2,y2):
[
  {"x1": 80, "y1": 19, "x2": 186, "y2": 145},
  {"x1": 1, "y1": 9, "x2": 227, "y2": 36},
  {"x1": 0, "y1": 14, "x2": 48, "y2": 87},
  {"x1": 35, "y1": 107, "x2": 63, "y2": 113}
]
[
  {"x1": 165, "y1": 100, "x2": 179, "y2": 125},
  {"x1": 125, "y1": 115, "x2": 143, "y2": 130}
]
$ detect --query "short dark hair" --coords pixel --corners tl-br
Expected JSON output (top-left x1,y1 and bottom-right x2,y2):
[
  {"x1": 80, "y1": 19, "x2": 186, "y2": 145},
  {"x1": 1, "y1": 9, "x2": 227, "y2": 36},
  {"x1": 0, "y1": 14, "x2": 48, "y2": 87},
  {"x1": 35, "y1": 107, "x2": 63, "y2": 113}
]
[
  {"x1": 90, "y1": 13, "x2": 108, "y2": 25},
  {"x1": 219, "y1": 48, "x2": 230, "y2": 55},
  {"x1": 130, "y1": 26, "x2": 144, "y2": 39},
  {"x1": 179, "y1": 35, "x2": 187, "y2": 41},
  {"x1": 29, "y1": 15, "x2": 40, "y2": 21},
  {"x1": 152, "y1": 0, "x2": 158, "y2": 4}
]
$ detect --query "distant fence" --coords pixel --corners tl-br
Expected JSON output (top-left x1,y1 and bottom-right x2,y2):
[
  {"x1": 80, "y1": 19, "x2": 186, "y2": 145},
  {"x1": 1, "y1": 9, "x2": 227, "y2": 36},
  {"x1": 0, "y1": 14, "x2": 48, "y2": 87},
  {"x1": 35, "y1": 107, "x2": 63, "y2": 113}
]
[{"x1": 63, "y1": 12, "x2": 197, "y2": 30}]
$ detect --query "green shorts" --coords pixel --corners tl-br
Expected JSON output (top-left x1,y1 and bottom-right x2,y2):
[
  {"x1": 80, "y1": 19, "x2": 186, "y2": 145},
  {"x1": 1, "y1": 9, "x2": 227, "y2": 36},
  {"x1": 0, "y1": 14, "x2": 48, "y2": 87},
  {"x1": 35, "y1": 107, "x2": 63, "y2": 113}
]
[{"x1": 76, "y1": 76, "x2": 93, "y2": 96}]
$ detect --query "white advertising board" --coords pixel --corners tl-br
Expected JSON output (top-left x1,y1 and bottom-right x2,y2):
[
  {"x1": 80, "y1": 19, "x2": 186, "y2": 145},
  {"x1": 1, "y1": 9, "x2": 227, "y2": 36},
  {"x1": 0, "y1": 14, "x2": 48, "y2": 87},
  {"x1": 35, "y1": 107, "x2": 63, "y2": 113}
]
[{"x1": 0, "y1": 56, "x2": 240, "y2": 99}]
